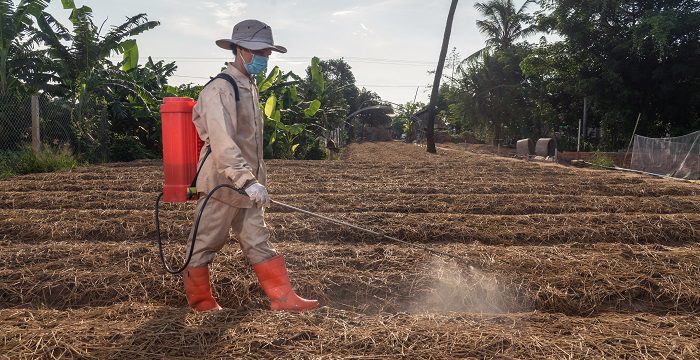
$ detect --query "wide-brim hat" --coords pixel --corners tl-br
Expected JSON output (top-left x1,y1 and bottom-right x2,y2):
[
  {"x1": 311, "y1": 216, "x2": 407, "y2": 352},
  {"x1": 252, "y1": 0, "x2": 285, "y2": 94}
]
[{"x1": 216, "y1": 19, "x2": 287, "y2": 53}]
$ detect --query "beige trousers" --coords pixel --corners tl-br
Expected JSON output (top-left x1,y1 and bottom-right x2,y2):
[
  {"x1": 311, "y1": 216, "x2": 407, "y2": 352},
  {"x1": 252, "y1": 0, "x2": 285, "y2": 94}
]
[{"x1": 186, "y1": 197, "x2": 277, "y2": 267}]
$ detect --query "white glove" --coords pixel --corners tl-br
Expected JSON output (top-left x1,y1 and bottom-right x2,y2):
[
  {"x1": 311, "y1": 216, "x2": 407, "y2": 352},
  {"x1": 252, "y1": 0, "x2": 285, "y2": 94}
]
[{"x1": 244, "y1": 182, "x2": 270, "y2": 208}]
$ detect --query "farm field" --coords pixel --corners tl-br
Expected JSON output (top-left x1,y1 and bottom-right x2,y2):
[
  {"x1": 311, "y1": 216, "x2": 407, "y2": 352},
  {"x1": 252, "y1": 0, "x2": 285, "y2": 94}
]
[{"x1": 1, "y1": 141, "x2": 699, "y2": 359}]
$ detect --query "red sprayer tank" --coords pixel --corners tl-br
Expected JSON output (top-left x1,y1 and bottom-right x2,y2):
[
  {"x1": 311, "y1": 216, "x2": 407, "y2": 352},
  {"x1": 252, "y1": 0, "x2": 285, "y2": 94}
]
[{"x1": 160, "y1": 97, "x2": 204, "y2": 202}]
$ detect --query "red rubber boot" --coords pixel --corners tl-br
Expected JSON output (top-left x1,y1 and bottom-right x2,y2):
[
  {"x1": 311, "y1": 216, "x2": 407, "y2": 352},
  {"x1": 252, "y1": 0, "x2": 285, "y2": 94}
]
[
  {"x1": 253, "y1": 255, "x2": 319, "y2": 311},
  {"x1": 183, "y1": 266, "x2": 222, "y2": 312}
]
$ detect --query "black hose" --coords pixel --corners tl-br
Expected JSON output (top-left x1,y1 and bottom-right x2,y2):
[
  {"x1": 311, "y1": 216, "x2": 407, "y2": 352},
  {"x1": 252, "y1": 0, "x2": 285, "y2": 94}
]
[
  {"x1": 155, "y1": 184, "x2": 246, "y2": 274},
  {"x1": 156, "y1": 185, "x2": 475, "y2": 274}
]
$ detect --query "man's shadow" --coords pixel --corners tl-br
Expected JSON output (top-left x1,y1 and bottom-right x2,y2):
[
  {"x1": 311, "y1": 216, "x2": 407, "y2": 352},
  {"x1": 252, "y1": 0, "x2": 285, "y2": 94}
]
[
  {"x1": 109, "y1": 267, "x2": 266, "y2": 359},
  {"x1": 109, "y1": 303, "x2": 256, "y2": 359}
]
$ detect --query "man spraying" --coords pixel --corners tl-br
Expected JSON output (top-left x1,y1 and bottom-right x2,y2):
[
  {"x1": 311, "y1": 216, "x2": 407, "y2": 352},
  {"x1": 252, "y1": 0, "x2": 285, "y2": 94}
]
[{"x1": 182, "y1": 19, "x2": 319, "y2": 312}]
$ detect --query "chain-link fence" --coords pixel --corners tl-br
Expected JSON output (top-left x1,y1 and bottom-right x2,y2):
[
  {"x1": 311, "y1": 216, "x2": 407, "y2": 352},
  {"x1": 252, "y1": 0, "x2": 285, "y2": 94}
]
[
  {"x1": 0, "y1": 93, "x2": 110, "y2": 161},
  {"x1": 38, "y1": 95, "x2": 74, "y2": 148},
  {"x1": 0, "y1": 94, "x2": 33, "y2": 150}
]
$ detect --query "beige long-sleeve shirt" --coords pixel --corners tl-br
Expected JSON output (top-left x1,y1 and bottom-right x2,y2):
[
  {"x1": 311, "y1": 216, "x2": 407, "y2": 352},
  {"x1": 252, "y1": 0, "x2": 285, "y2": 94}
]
[{"x1": 192, "y1": 64, "x2": 266, "y2": 208}]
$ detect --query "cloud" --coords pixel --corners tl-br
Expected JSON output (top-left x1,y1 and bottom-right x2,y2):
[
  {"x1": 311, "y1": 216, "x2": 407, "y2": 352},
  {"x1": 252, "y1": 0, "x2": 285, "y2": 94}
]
[
  {"x1": 203, "y1": 0, "x2": 248, "y2": 28},
  {"x1": 353, "y1": 22, "x2": 375, "y2": 38},
  {"x1": 163, "y1": 15, "x2": 218, "y2": 39},
  {"x1": 332, "y1": 9, "x2": 357, "y2": 16}
]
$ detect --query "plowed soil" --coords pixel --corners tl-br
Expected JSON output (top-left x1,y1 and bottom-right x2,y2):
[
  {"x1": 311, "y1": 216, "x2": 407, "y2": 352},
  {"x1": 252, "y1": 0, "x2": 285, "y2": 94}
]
[{"x1": 1, "y1": 142, "x2": 699, "y2": 359}]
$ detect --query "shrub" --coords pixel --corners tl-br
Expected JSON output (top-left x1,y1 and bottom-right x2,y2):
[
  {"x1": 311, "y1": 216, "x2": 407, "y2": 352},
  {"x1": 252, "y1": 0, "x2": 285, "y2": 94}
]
[
  {"x1": 0, "y1": 152, "x2": 16, "y2": 178},
  {"x1": 589, "y1": 152, "x2": 616, "y2": 168},
  {"x1": 0, "y1": 145, "x2": 78, "y2": 179},
  {"x1": 303, "y1": 140, "x2": 328, "y2": 160},
  {"x1": 110, "y1": 134, "x2": 153, "y2": 162}
]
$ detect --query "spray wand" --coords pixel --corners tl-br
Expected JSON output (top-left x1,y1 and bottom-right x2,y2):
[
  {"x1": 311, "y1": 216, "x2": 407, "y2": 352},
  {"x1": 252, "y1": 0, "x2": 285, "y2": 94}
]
[{"x1": 155, "y1": 186, "x2": 471, "y2": 275}]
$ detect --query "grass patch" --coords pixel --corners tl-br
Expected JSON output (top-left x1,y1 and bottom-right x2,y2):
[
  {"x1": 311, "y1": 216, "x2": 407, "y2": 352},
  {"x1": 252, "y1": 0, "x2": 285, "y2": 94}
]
[
  {"x1": 0, "y1": 145, "x2": 79, "y2": 179},
  {"x1": 589, "y1": 152, "x2": 617, "y2": 168}
]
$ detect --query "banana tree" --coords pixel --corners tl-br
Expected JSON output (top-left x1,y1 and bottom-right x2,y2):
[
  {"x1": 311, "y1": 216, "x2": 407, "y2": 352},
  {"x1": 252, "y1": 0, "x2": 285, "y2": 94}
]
[
  {"x1": 257, "y1": 62, "x2": 323, "y2": 159},
  {"x1": 33, "y1": 1, "x2": 159, "y2": 158},
  {"x1": 108, "y1": 57, "x2": 177, "y2": 157},
  {"x1": 0, "y1": 0, "x2": 50, "y2": 96},
  {"x1": 35, "y1": 2, "x2": 159, "y2": 94}
]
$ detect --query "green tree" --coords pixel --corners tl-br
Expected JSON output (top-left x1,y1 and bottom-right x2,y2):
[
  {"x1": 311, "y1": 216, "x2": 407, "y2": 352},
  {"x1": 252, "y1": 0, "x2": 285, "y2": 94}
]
[
  {"x1": 391, "y1": 101, "x2": 426, "y2": 140},
  {"x1": 351, "y1": 88, "x2": 392, "y2": 140},
  {"x1": 258, "y1": 59, "x2": 328, "y2": 159},
  {"x1": 520, "y1": 39, "x2": 586, "y2": 149},
  {"x1": 0, "y1": 0, "x2": 50, "y2": 96},
  {"x1": 319, "y1": 58, "x2": 360, "y2": 112},
  {"x1": 35, "y1": 2, "x2": 158, "y2": 97},
  {"x1": 469, "y1": 0, "x2": 537, "y2": 60},
  {"x1": 445, "y1": 0, "x2": 537, "y2": 145},
  {"x1": 353, "y1": 88, "x2": 384, "y2": 125},
  {"x1": 108, "y1": 57, "x2": 178, "y2": 159},
  {"x1": 539, "y1": 0, "x2": 700, "y2": 147},
  {"x1": 465, "y1": 45, "x2": 532, "y2": 144},
  {"x1": 34, "y1": 2, "x2": 160, "y2": 159},
  {"x1": 304, "y1": 58, "x2": 362, "y2": 134}
]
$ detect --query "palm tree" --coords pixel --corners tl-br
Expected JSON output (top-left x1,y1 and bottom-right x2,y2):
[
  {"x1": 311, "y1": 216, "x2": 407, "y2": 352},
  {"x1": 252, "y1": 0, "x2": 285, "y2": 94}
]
[
  {"x1": 426, "y1": 0, "x2": 459, "y2": 153},
  {"x1": 468, "y1": 0, "x2": 536, "y2": 61},
  {"x1": 0, "y1": 0, "x2": 50, "y2": 96}
]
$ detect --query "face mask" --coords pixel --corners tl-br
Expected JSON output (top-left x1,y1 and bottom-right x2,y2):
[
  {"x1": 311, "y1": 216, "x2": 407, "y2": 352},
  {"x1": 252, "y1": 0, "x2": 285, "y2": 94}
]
[{"x1": 242, "y1": 49, "x2": 268, "y2": 75}]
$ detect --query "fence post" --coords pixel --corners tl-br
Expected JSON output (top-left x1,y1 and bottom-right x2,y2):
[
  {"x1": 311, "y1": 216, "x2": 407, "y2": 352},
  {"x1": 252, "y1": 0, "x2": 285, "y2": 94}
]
[
  {"x1": 31, "y1": 95, "x2": 40, "y2": 154},
  {"x1": 100, "y1": 105, "x2": 109, "y2": 162},
  {"x1": 577, "y1": 117, "x2": 582, "y2": 152}
]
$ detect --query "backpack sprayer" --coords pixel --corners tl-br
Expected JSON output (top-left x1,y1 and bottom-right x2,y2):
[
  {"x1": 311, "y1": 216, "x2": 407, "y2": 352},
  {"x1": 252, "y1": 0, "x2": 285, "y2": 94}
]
[{"x1": 155, "y1": 95, "x2": 468, "y2": 275}]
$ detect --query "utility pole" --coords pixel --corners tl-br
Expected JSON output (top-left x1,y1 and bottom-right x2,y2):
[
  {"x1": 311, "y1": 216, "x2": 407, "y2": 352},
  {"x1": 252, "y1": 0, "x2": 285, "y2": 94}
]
[{"x1": 426, "y1": 0, "x2": 459, "y2": 154}]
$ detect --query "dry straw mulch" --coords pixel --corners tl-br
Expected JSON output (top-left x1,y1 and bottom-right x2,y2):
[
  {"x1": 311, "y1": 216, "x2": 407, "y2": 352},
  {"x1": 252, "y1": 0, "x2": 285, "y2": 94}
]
[
  {"x1": 2, "y1": 241, "x2": 699, "y2": 316},
  {"x1": 2, "y1": 304, "x2": 698, "y2": 359},
  {"x1": 1, "y1": 142, "x2": 699, "y2": 359}
]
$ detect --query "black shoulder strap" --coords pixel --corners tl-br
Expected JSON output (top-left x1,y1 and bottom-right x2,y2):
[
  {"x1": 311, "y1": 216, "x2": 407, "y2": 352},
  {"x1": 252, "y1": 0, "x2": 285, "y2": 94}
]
[
  {"x1": 204, "y1": 73, "x2": 240, "y2": 101},
  {"x1": 189, "y1": 73, "x2": 240, "y2": 197},
  {"x1": 189, "y1": 146, "x2": 212, "y2": 190}
]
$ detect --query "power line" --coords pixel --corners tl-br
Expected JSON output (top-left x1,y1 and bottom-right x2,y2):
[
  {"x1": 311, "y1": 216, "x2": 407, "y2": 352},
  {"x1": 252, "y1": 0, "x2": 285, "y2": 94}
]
[
  {"x1": 169, "y1": 60, "x2": 431, "y2": 67},
  {"x1": 136, "y1": 55, "x2": 435, "y2": 63},
  {"x1": 112, "y1": 55, "x2": 436, "y2": 67},
  {"x1": 171, "y1": 75, "x2": 210, "y2": 80},
  {"x1": 358, "y1": 84, "x2": 425, "y2": 88},
  {"x1": 170, "y1": 75, "x2": 426, "y2": 88}
]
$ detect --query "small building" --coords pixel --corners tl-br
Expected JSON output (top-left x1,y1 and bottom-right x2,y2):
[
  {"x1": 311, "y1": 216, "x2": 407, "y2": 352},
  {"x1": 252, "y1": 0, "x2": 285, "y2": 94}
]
[{"x1": 410, "y1": 107, "x2": 447, "y2": 142}]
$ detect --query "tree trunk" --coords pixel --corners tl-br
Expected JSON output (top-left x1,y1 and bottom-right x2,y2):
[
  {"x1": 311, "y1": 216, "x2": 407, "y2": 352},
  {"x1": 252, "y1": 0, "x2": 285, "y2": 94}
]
[{"x1": 426, "y1": 0, "x2": 459, "y2": 154}]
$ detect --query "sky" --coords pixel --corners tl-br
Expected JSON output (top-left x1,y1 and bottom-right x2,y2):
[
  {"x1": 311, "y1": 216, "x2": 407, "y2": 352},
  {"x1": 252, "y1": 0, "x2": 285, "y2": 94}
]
[{"x1": 42, "y1": 0, "x2": 539, "y2": 105}]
